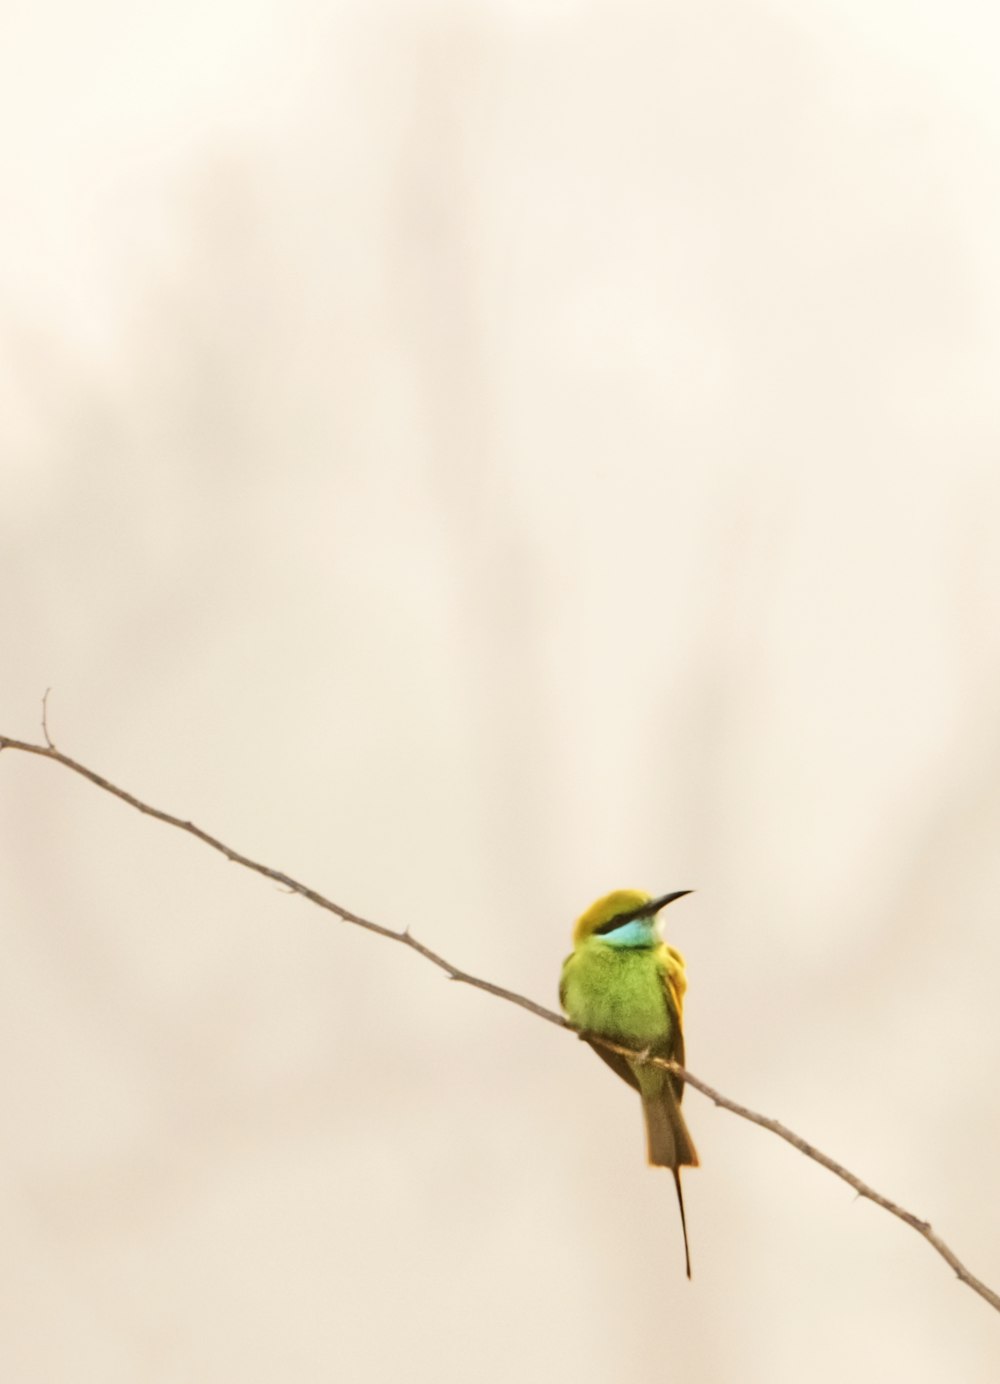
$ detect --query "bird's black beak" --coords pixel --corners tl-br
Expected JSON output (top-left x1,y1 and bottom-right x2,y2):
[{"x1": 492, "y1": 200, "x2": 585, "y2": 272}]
[{"x1": 637, "y1": 889, "x2": 693, "y2": 918}]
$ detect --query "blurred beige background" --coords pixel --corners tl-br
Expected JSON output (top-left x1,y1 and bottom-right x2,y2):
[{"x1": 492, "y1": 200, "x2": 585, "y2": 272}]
[{"x1": 3, "y1": 1, "x2": 1000, "y2": 1380}]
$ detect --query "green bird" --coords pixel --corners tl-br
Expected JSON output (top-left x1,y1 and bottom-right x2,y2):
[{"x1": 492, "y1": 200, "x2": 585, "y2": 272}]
[{"x1": 560, "y1": 888, "x2": 698, "y2": 1278}]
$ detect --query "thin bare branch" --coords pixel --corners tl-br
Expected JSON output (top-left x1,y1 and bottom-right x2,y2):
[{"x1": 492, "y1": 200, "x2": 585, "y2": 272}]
[
  {"x1": 0, "y1": 732, "x2": 564, "y2": 1030},
  {"x1": 1, "y1": 723, "x2": 997, "y2": 1316},
  {"x1": 594, "y1": 1038, "x2": 999, "y2": 1310}
]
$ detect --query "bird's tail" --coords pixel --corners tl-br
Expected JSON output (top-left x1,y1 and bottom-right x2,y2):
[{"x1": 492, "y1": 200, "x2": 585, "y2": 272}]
[{"x1": 642, "y1": 1086, "x2": 698, "y2": 1279}]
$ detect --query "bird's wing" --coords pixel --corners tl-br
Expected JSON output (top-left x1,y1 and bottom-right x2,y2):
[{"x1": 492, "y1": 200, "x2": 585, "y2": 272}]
[
  {"x1": 668, "y1": 1023, "x2": 686, "y2": 1106},
  {"x1": 656, "y1": 947, "x2": 688, "y2": 1105},
  {"x1": 585, "y1": 1038, "x2": 641, "y2": 1091}
]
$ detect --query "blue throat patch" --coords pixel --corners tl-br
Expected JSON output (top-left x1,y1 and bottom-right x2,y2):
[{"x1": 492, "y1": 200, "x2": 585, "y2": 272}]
[{"x1": 599, "y1": 919, "x2": 655, "y2": 949}]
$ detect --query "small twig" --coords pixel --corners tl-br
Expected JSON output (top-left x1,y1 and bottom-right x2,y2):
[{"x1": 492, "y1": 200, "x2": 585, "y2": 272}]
[
  {"x1": 41, "y1": 687, "x2": 55, "y2": 748},
  {"x1": 1, "y1": 714, "x2": 997, "y2": 1317}
]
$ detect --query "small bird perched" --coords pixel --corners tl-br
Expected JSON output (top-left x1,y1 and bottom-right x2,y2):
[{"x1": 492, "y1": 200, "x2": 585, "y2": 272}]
[{"x1": 559, "y1": 888, "x2": 698, "y2": 1278}]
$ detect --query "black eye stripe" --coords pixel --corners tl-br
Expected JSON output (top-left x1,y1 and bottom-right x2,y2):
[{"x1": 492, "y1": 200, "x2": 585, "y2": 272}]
[
  {"x1": 590, "y1": 890, "x2": 692, "y2": 936},
  {"x1": 592, "y1": 910, "x2": 648, "y2": 936}
]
